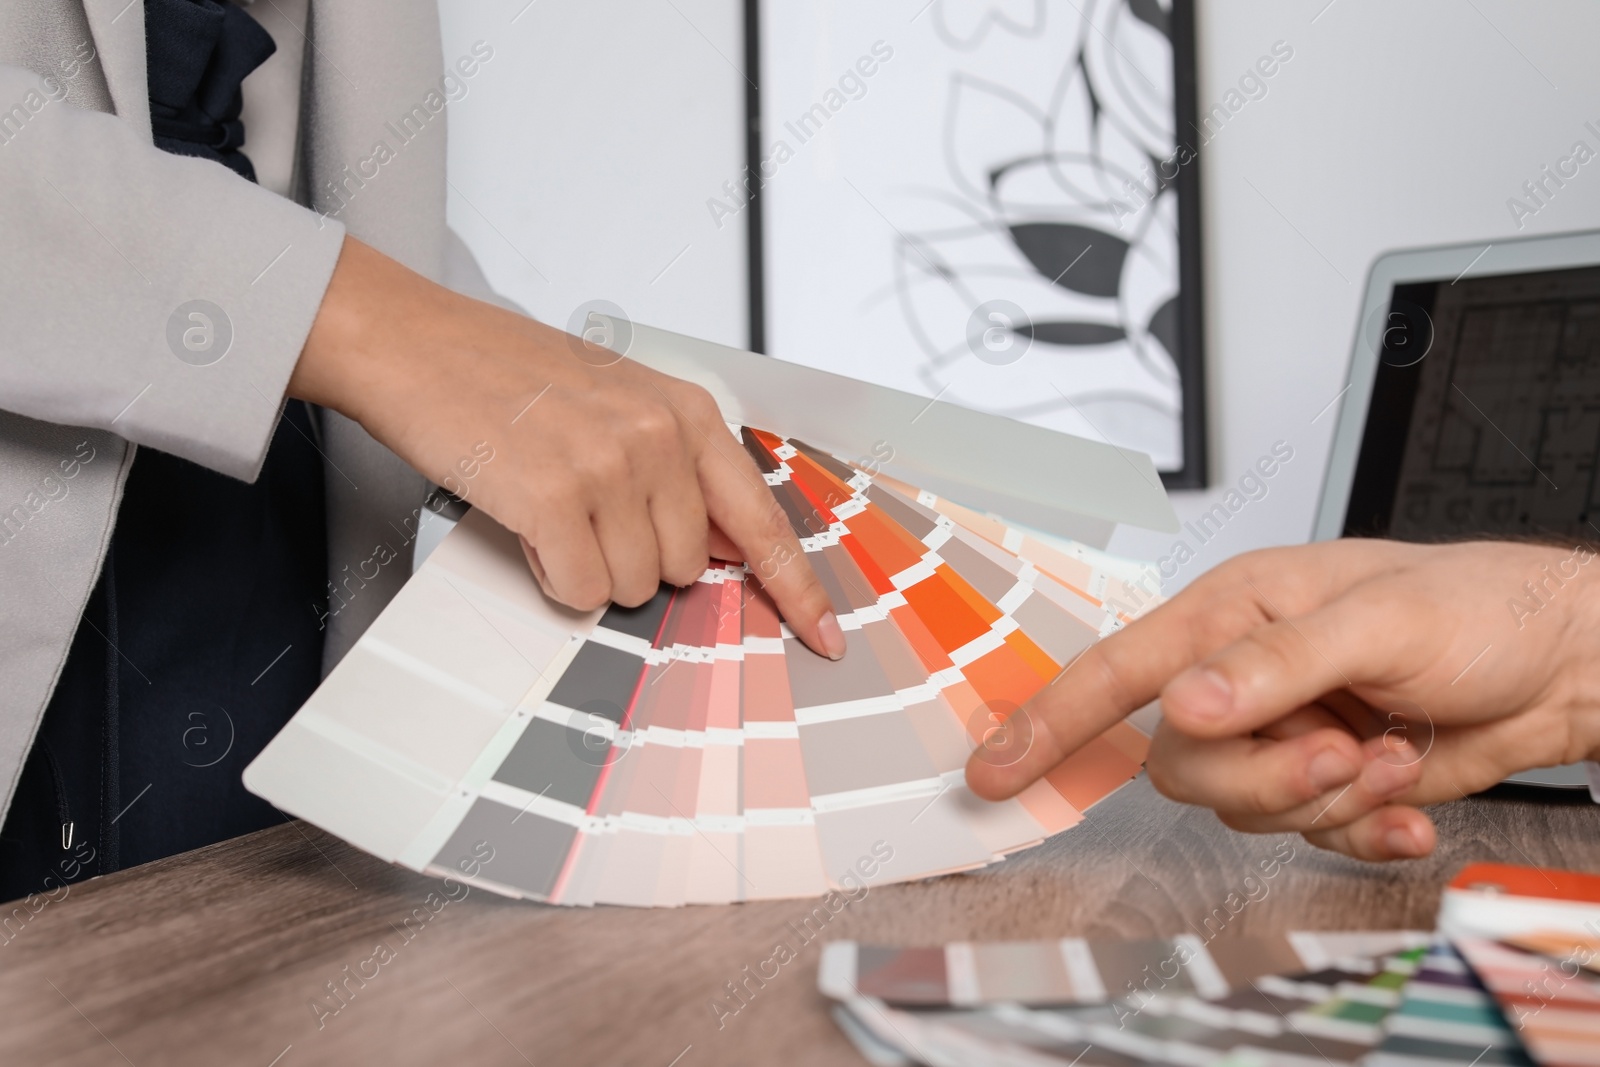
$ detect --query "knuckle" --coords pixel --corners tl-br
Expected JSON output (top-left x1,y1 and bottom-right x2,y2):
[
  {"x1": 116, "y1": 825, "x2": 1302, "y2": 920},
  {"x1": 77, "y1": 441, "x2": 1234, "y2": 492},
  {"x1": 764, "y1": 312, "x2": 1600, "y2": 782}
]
[
  {"x1": 1085, "y1": 646, "x2": 1136, "y2": 717},
  {"x1": 750, "y1": 494, "x2": 785, "y2": 531},
  {"x1": 577, "y1": 444, "x2": 630, "y2": 485},
  {"x1": 539, "y1": 471, "x2": 585, "y2": 509},
  {"x1": 663, "y1": 556, "x2": 708, "y2": 587},
  {"x1": 567, "y1": 579, "x2": 612, "y2": 612},
  {"x1": 1202, "y1": 550, "x2": 1263, "y2": 592},
  {"x1": 1204, "y1": 547, "x2": 1312, "y2": 615},
  {"x1": 628, "y1": 402, "x2": 679, "y2": 447},
  {"x1": 1234, "y1": 627, "x2": 1302, "y2": 679},
  {"x1": 675, "y1": 382, "x2": 721, "y2": 423},
  {"x1": 1244, "y1": 772, "x2": 1286, "y2": 816},
  {"x1": 754, "y1": 524, "x2": 799, "y2": 567},
  {"x1": 788, "y1": 555, "x2": 829, "y2": 601}
]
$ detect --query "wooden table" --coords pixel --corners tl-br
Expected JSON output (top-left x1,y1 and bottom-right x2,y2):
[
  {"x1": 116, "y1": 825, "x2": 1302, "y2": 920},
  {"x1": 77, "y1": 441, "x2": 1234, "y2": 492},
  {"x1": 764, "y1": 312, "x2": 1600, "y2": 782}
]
[{"x1": 2, "y1": 778, "x2": 1594, "y2": 1066}]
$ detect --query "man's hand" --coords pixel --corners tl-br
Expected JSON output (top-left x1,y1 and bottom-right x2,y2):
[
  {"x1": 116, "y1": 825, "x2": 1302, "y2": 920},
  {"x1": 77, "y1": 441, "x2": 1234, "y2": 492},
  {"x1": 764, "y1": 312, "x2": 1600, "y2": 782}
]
[
  {"x1": 290, "y1": 237, "x2": 845, "y2": 659},
  {"x1": 966, "y1": 538, "x2": 1600, "y2": 860}
]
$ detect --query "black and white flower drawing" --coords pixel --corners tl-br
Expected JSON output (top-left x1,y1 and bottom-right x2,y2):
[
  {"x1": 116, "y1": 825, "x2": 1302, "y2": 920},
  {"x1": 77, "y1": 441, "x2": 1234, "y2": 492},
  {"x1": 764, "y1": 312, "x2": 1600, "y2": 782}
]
[{"x1": 894, "y1": 0, "x2": 1184, "y2": 468}]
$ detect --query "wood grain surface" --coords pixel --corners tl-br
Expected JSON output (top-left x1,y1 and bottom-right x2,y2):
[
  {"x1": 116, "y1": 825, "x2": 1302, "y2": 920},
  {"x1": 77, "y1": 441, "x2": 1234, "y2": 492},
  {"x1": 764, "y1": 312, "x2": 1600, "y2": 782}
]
[{"x1": 0, "y1": 778, "x2": 1594, "y2": 1066}]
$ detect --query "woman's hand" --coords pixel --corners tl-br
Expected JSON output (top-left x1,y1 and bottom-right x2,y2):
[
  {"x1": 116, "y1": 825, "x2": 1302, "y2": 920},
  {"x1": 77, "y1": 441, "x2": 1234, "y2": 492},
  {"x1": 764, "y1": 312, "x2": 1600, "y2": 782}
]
[
  {"x1": 966, "y1": 537, "x2": 1600, "y2": 860},
  {"x1": 290, "y1": 236, "x2": 845, "y2": 659}
]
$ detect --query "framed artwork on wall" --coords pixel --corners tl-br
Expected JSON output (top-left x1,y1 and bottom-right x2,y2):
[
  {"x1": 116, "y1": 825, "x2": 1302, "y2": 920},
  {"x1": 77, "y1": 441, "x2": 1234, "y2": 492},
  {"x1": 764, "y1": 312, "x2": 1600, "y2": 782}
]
[{"x1": 739, "y1": 0, "x2": 1206, "y2": 488}]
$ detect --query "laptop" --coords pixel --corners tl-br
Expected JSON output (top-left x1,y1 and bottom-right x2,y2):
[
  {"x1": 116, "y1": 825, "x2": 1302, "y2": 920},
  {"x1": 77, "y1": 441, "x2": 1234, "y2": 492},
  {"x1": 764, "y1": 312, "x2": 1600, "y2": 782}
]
[{"x1": 1315, "y1": 230, "x2": 1600, "y2": 789}]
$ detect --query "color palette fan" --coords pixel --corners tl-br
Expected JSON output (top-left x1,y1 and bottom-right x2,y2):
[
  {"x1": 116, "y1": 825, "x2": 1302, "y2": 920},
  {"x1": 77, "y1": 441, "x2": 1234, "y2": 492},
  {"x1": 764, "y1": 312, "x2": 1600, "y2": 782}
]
[{"x1": 244, "y1": 428, "x2": 1161, "y2": 907}]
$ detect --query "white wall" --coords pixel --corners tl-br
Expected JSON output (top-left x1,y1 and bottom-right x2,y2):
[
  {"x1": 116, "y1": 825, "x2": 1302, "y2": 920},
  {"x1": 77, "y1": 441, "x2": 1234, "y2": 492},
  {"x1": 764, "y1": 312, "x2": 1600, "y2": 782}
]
[
  {"x1": 442, "y1": 0, "x2": 1600, "y2": 589},
  {"x1": 440, "y1": 0, "x2": 749, "y2": 348},
  {"x1": 1110, "y1": 0, "x2": 1600, "y2": 584}
]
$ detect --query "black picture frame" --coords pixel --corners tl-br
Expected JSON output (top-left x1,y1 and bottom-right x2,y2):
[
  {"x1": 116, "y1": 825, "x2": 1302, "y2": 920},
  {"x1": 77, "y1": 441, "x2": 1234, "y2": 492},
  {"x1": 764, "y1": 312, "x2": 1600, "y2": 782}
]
[{"x1": 742, "y1": 0, "x2": 1207, "y2": 490}]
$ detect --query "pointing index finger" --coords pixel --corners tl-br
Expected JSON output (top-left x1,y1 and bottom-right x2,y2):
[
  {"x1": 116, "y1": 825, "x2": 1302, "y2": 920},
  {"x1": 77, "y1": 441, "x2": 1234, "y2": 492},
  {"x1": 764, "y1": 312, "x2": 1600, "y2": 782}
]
[
  {"x1": 965, "y1": 580, "x2": 1277, "y2": 800},
  {"x1": 965, "y1": 542, "x2": 1409, "y2": 801},
  {"x1": 966, "y1": 597, "x2": 1209, "y2": 799},
  {"x1": 680, "y1": 412, "x2": 843, "y2": 661}
]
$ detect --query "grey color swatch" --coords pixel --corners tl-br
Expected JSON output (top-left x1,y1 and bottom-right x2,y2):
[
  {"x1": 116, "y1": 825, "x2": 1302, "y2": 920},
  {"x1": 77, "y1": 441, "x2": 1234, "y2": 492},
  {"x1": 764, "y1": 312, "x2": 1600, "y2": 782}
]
[
  {"x1": 773, "y1": 480, "x2": 818, "y2": 539},
  {"x1": 799, "y1": 713, "x2": 938, "y2": 796},
  {"x1": 861, "y1": 620, "x2": 933, "y2": 690},
  {"x1": 1013, "y1": 595, "x2": 1098, "y2": 665},
  {"x1": 808, "y1": 547, "x2": 857, "y2": 617},
  {"x1": 545, "y1": 641, "x2": 645, "y2": 722},
  {"x1": 599, "y1": 586, "x2": 674, "y2": 643},
  {"x1": 814, "y1": 792, "x2": 992, "y2": 887},
  {"x1": 783, "y1": 630, "x2": 896, "y2": 709},
  {"x1": 789, "y1": 438, "x2": 861, "y2": 485},
  {"x1": 866, "y1": 483, "x2": 939, "y2": 540},
  {"x1": 904, "y1": 698, "x2": 971, "y2": 769},
  {"x1": 1089, "y1": 940, "x2": 1200, "y2": 1002},
  {"x1": 935, "y1": 536, "x2": 1016, "y2": 605},
  {"x1": 432, "y1": 798, "x2": 577, "y2": 898},
  {"x1": 820, "y1": 543, "x2": 878, "y2": 610},
  {"x1": 494, "y1": 717, "x2": 606, "y2": 808}
]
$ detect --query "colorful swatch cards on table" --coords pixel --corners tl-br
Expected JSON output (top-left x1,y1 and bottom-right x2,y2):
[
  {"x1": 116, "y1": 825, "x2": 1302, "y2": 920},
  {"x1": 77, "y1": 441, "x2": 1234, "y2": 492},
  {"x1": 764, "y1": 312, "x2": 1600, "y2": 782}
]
[
  {"x1": 1439, "y1": 863, "x2": 1600, "y2": 1067},
  {"x1": 1453, "y1": 938, "x2": 1600, "y2": 1067},
  {"x1": 1366, "y1": 942, "x2": 1534, "y2": 1067},
  {"x1": 821, "y1": 864, "x2": 1600, "y2": 1067},
  {"x1": 1439, "y1": 864, "x2": 1600, "y2": 947},
  {"x1": 820, "y1": 931, "x2": 1432, "y2": 1007},
  {"x1": 824, "y1": 935, "x2": 1435, "y2": 1067},
  {"x1": 244, "y1": 428, "x2": 1162, "y2": 907}
]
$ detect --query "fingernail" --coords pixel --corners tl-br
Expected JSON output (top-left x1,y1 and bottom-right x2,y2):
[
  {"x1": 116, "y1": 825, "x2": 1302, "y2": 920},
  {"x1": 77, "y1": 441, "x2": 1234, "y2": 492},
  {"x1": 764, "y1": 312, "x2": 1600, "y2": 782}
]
[
  {"x1": 1308, "y1": 748, "x2": 1358, "y2": 792},
  {"x1": 1384, "y1": 826, "x2": 1424, "y2": 858},
  {"x1": 1166, "y1": 668, "x2": 1233, "y2": 722},
  {"x1": 1377, "y1": 733, "x2": 1413, "y2": 764},
  {"x1": 817, "y1": 611, "x2": 846, "y2": 661}
]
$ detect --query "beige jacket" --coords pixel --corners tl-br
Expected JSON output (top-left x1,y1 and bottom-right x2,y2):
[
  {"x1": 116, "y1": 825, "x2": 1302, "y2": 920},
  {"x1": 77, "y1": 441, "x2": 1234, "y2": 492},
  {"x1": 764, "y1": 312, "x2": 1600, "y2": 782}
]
[{"x1": 0, "y1": 0, "x2": 496, "y2": 822}]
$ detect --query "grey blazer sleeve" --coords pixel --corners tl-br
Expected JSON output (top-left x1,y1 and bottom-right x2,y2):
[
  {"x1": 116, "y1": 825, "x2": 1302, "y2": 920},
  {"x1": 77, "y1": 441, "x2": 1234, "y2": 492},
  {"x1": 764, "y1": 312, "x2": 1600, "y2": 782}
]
[{"x1": 0, "y1": 62, "x2": 347, "y2": 482}]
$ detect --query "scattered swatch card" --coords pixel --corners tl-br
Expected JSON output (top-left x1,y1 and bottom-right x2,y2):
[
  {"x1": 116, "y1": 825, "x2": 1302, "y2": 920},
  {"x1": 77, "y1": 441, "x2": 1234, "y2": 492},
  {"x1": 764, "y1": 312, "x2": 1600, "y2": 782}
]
[
  {"x1": 1366, "y1": 941, "x2": 1534, "y2": 1067},
  {"x1": 1501, "y1": 934, "x2": 1600, "y2": 979},
  {"x1": 1455, "y1": 938, "x2": 1600, "y2": 1067},
  {"x1": 244, "y1": 428, "x2": 1161, "y2": 907},
  {"x1": 819, "y1": 931, "x2": 1432, "y2": 1007},
  {"x1": 1437, "y1": 863, "x2": 1600, "y2": 1067},
  {"x1": 1439, "y1": 864, "x2": 1600, "y2": 946},
  {"x1": 824, "y1": 936, "x2": 1433, "y2": 1067}
]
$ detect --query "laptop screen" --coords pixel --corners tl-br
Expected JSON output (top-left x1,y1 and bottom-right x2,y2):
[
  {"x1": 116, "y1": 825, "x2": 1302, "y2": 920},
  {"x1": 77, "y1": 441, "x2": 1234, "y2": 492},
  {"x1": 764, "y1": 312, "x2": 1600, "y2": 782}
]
[{"x1": 1342, "y1": 264, "x2": 1600, "y2": 542}]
